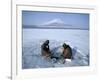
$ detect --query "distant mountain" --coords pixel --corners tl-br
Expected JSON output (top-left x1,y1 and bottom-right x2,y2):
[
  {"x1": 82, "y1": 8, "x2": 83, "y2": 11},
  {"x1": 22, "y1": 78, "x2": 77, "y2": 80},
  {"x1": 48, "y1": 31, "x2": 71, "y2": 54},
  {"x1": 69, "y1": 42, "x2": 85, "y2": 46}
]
[
  {"x1": 41, "y1": 19, "x2": 64, "y2": 25},
  {"x1": 23, "y1": 19, "x2": 89, "y2": 30},
  {"x1": 41, "y1": 19, "x2": 72, "y2": 27}
]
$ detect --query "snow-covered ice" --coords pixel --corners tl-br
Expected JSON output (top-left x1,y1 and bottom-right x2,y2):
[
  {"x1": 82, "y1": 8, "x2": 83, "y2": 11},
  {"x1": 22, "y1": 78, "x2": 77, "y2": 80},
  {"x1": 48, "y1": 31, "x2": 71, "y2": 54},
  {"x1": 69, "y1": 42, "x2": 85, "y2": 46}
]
[{"x1": 22, "y1": 28, "x2": 89, "y2": 69}]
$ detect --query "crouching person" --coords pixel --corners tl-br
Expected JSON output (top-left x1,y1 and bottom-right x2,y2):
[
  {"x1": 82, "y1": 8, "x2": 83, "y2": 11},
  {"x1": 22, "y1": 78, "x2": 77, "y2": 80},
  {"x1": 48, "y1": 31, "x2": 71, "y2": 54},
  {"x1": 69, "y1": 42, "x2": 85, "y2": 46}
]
[
  {"x1": 62, "y1": 43, "x2": 72, "y2": 59},
  {"x1": 41, "y1": 40, "x2": 51, "y2": 58},
  {"x1": 59, "y1": 43, "x2": 72, "y2": 64}
]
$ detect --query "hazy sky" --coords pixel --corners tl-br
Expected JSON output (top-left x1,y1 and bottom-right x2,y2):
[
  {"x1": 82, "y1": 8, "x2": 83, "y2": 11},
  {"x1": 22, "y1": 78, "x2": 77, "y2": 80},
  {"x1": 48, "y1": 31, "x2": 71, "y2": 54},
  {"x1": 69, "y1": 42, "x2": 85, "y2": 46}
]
[{"x1": 22, "y1": 11, "x2": 89, "y2": 29}]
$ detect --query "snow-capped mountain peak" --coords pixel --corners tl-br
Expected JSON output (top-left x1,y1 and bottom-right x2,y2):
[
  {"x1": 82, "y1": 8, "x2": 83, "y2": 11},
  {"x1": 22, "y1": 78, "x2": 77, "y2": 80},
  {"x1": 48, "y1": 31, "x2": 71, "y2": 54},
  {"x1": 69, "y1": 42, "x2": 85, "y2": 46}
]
[{"x1": 42, "y1": 18, "x2": 65, "y2": 26}]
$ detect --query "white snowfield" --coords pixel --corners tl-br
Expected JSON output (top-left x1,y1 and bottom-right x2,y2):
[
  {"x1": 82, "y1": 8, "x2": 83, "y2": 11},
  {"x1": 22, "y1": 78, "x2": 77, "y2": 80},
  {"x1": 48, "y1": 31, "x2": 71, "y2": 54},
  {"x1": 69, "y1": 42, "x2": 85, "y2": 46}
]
[{"x1": 22, "y1": 29, "x2": 89, "y2": 69}]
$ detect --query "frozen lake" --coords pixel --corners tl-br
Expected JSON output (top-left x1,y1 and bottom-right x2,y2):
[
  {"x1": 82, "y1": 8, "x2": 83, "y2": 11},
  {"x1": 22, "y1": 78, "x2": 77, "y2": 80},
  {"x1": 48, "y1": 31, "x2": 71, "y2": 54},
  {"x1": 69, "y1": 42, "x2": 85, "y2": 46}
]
[{"x1": 22, "y1": 28, "x2": 89, "y2": 69}]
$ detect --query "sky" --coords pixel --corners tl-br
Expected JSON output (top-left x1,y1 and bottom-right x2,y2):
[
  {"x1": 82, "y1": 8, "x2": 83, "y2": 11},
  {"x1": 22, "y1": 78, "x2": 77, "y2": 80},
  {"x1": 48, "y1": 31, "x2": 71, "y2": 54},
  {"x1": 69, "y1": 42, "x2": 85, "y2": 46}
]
[{"x1": 22, "y1": 11, "x2": 89, "y2": 29}]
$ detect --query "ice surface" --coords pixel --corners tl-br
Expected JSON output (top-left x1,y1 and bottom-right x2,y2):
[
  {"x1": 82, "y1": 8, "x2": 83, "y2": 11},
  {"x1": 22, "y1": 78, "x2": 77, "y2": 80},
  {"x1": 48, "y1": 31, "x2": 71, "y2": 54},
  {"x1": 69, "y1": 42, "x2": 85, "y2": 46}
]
[{"x1": 22, "y1": 29, "x2": 89, "y2": 69}]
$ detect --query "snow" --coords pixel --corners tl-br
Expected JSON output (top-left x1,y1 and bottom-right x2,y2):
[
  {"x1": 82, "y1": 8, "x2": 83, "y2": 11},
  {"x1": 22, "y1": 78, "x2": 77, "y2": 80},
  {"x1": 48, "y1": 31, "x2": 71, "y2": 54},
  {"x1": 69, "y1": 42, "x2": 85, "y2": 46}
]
[
  {"x1": 22, "y1": 28, "x2": 89, "y2": 69},
  {"x1": 41, "y1": 18, "x2": 64, "y2": 25}
]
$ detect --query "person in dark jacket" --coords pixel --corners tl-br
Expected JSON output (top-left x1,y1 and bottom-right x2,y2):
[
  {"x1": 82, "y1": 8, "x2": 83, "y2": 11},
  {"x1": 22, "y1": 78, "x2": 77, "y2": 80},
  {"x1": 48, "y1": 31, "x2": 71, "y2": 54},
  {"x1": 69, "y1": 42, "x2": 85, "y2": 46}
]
[
  {"x1": 58, "y1": 43, "x2": 72, "y2": 64},
  {"x1": 62, "y1": 43, "x2": 72, "y2": 59},
  {"x1": 41, "y1": 40, "x2": 51, "y2": 58}
]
